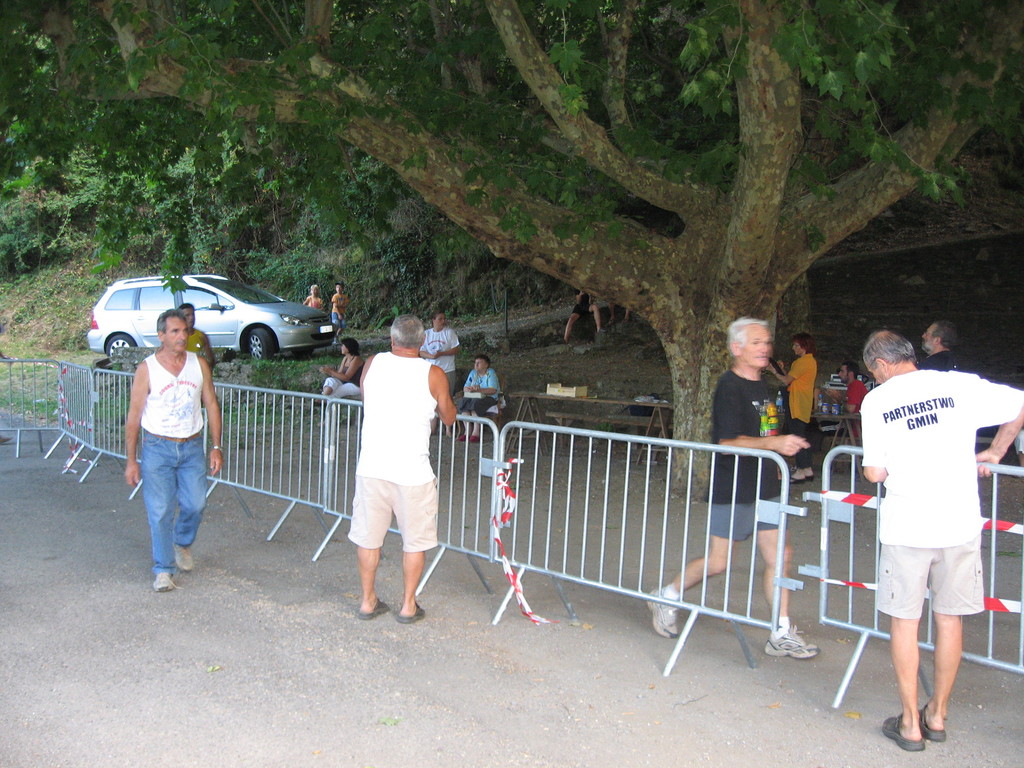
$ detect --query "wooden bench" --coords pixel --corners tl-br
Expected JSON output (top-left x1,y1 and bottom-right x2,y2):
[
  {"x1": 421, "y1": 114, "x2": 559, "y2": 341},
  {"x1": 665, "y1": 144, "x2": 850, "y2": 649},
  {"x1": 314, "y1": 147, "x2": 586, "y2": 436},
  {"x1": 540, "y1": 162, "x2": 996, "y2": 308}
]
[{"x1": 545, "y1": 411, "x2": 654, "y2": 433}]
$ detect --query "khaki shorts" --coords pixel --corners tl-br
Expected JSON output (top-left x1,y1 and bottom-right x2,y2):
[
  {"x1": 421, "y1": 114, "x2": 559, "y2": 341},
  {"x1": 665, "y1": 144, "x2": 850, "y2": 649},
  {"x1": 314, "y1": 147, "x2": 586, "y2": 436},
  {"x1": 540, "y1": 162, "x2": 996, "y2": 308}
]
[
  {"x1": 877, "y1": 535, "x2": 984, "y2": 619},
  {"x1": 349, "y1": 476, "x2": 438, "y2": 553}
]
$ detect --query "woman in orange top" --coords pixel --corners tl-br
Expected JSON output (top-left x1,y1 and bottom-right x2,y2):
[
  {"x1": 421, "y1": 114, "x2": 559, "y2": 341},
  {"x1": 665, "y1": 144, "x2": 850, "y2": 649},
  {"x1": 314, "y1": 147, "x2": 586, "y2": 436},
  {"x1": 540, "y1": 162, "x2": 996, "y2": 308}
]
[{"x1": 773, "y1": 333, "x2": 817, "y2": 482}]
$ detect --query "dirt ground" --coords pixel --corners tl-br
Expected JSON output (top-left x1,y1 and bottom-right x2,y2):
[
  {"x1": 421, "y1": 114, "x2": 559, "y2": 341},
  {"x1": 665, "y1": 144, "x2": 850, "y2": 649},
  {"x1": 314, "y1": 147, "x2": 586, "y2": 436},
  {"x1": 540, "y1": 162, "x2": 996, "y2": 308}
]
[{"x1": 2, "y1": 438, "x2": 1022, "y2": 768}]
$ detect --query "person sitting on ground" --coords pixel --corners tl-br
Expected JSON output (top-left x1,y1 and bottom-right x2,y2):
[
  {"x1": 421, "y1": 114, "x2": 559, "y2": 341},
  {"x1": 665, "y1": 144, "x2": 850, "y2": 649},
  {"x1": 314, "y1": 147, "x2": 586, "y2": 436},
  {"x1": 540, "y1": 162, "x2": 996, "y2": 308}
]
[
  {"x1": 456, "y1": 354, "x2": 500, "y2": 443},
  {"x1": 178, "y1": 303, "x2": 216, "y2": 367},
  {"x1": 303, "y1": 284, "x2": 324, "y2": 310},
  {"x1": 320, "y1": 338, "x2": 364, "y2": 398},
  {"x1": 564, "y1": 289, "x2": 603, "y2": 343}
]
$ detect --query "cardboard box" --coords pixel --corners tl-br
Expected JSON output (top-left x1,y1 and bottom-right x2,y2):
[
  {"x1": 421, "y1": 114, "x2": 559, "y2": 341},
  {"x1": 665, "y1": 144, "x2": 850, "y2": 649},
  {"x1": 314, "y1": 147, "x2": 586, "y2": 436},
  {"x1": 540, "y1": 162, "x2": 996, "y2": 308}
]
[{"x1": 546, "y1": 383, "x2": 588, "y2": 398}]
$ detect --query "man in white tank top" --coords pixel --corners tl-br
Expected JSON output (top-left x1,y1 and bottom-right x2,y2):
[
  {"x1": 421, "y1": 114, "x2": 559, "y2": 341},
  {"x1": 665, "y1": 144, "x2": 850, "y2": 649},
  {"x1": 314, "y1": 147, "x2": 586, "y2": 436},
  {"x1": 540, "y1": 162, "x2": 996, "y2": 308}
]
[
  {"x1": 350, "y1": 314, "x2": 456, "y2": 624},
  {"x1": 125, "y1": 309, "x2": 223, "y2": 593}
]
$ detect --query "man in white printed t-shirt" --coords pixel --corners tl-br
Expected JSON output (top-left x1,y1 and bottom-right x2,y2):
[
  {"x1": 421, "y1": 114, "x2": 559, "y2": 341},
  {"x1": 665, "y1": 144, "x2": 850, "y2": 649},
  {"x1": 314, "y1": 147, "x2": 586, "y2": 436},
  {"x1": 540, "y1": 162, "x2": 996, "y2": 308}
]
[
  {"x1": 419, "y1": 310, "x2": 460, "y2": 394},
  {"x1": 350, "y1": 314, "x2": 456, "y2": 624},
  {"x1": 125, "y1": 309, "x2": 222, "y2": 593},
  {"x1": 860, "y1": 330, "x2": 1024, "y2": 752}
]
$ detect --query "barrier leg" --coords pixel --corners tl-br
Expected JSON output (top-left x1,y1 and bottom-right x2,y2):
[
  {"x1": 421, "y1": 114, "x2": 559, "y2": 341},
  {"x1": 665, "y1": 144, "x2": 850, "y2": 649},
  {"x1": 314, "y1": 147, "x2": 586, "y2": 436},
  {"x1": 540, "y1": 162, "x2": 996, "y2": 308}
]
[
  {"x1": 466, "y1": 555, "x2": 494, "y2": 595},
  {"x1": 917, "y1": 665, "x2": 934, "y2": 700},
  {"x1": 492, "y1": 567, "x2": 525, "y2": 626},
  {"x1": 267, "y1": 500, "x2": 298, "y2": 541},
  {"x1": 417, "y1": 545, "x2": 447, "y2": 595},
  {"x1": 311, "y1": 511, "x2": 345, "y2": 562},
  {"x1": 832, "y1": 631, "x2": 870, "y2": 708},
  {"x1": 731, "y1": 621, "x2": 758, "y2": 670},
  {"x1": 230, "y1": 486, "x2": 253, "y2": 518},
  {"x1": 550, "y1": 576, "x2": 578, "y2": 622},
  {"x1": 61, "y1": 443, "x2": 86, "y2": 474},
  {"x1": 44, "y1": 434, "x2": 64, "y2": 459},
  {"x1": 662, "y1": 609, "x2": 700, "y2": 677},
  {"x1": 77, "y1": 453, "x2": 102, "y2": 483}
]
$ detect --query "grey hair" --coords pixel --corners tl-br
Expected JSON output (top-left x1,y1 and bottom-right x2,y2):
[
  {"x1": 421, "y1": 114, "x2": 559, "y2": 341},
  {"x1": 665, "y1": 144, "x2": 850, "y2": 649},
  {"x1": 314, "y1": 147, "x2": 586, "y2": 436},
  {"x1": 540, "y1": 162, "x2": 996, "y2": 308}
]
[
  {"x1": 727, "y1": 317, "x2": 770, "y2": 351},
  {"x1": 390, "y1": 314, "x2": 425, "y2": 348},
  {"x1": 157, "y1": 309, "x2": 187, "y2": 334},
  {"x1": 862, "y1": 330, "x2": 916, "y2": 369},
  {"x1": 930, "y1": 320, "x2": 957, "y2": 347}
]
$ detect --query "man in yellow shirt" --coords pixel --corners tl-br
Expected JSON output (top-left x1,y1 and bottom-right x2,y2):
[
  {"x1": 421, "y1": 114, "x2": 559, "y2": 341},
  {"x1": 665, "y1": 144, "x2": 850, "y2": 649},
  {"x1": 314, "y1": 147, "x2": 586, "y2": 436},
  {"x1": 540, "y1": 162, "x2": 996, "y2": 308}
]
[{"x1": 178, "y1": 303, "x2": 216, "y2": 367}]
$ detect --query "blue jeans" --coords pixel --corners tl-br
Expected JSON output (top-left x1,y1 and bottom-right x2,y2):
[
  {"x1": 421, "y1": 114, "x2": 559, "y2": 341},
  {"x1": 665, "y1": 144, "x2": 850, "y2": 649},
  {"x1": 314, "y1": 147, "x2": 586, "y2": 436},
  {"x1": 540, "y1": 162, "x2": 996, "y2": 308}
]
[{"x1": 141, "y1": 432, "x2": 207, "y2": 574}]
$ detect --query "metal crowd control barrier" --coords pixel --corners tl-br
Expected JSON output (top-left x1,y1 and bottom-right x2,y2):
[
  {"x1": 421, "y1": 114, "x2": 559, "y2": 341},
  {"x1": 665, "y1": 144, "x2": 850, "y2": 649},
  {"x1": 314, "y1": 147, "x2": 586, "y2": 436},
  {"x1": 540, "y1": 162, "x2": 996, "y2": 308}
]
[
  {"x1": 803, "y1": 445, "x2": 1024, "y2": 708},
  {"x1": 44, "y1": 362, "x2": 103, "y2": 477},
  {"x1": 211, "y1": 383, "x2": 355, "y2": 560},
  {"x1": 49, "y1": 365, "x2": 503, "y2": 568},
  {"x1": 420, "y1": 415, "x2": 501, "y2": 594},
  {"x1": 0, "y1": 358, "x2": 61, "y2": 458},
  {"x1": 493, "y1": 420, "x2": 809, "y2": 675}
]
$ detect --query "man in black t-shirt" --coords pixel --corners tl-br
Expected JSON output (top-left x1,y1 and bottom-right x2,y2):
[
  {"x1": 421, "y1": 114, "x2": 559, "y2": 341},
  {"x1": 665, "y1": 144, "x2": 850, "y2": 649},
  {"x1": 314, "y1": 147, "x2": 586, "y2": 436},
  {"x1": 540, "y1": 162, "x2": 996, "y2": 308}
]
[
  {"x1": 919, "y1": 320, "x2": 957, "y2": 371},
  {"x1": 647, "y1": 318, "x2": 819, "y2": 659}
]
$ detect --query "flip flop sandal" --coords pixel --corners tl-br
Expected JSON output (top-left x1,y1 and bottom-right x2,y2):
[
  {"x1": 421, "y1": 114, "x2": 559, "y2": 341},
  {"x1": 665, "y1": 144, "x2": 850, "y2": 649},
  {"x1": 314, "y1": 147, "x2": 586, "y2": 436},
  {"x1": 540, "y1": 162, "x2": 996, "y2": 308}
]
[
  {"x1": 395, "y1": 604, "x2": 426, "y2": 624},
  {"x1": 882, "y1": 715, "x2": 925, "y2": 752},
  {"x1": 920, "y1": 707, "x2": 947, "y2": 742},
  {"x1": 357, "y1": 600, "x2": 390, "y2": 620}
]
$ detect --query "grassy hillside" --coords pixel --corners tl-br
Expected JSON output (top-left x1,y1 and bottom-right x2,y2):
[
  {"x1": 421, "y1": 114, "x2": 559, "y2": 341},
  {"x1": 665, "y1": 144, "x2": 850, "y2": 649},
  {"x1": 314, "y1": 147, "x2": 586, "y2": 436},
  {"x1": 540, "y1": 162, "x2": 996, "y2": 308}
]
[{"x1": 0, "y1": 260, "x2": 116, "y2": 362}]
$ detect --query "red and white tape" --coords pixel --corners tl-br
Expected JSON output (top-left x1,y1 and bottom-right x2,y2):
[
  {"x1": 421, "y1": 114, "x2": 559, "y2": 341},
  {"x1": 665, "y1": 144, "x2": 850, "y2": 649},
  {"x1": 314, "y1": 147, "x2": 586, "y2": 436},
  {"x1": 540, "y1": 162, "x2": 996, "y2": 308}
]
[
  {"x1": 821, "y1": 578, "x2": 1021, "y2": 614},
  {"x1": 820, "y1": 490, "x2": 1023, "y2": 536},
  {"x1": 493, "y1": 461, "x2": 552, "y2": 625}
]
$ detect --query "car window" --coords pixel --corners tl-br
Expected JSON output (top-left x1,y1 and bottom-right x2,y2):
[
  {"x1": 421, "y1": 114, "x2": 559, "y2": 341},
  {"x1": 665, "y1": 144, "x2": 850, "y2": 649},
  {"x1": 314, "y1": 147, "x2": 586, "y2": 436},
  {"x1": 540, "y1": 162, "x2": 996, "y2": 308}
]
[
  {"x1": 194, "y1": 276, "x2": 283, "y2": 304},
  {"x1": 103, "y1": 289, "x2": 136, "y2": 311},
  {"x1": 138, "y1": 285, "x2": 176, "y2": 311},
  {"x1": 180, "y1": 288, "x2": 227, "y2": 310}
]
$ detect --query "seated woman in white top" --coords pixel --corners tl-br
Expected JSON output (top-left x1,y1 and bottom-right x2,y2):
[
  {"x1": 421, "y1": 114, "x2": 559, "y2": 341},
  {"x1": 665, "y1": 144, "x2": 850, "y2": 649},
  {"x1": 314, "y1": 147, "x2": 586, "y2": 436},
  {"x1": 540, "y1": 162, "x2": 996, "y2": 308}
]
[
  {"x1": 456, "y1": 354, "x2": 500, "y2": 443},
  {"x1": 320, "y1": 338, "x2": 364, "y2": 398}
]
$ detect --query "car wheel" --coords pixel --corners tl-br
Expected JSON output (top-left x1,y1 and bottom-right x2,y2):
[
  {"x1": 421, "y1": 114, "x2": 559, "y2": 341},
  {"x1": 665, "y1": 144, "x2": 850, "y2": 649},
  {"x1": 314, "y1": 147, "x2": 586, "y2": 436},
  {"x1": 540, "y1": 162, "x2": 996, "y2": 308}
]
[
  {"x1": 105, "y1": 333, "x2": 136, "y2": 356},
  {"x1": 247, "y1": 327, "x2": 277, "y2": 360}
]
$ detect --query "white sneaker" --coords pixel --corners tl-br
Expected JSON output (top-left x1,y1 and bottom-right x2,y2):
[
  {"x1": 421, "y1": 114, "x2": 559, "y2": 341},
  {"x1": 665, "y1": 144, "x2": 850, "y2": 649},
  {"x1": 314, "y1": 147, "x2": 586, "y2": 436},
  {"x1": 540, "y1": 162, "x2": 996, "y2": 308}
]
[
  {"x1": 153, "y1": 572, "x2": 176, "y2": 592},
  {"x1": 647, "y1": 589, "x2": 679, "y2": 639},
  {"x1": 174, "y1": 545, "x2": 194, "y2": 572},
  {"x1": 765, "y1": 625, "x2": 819, "y2": 659}
]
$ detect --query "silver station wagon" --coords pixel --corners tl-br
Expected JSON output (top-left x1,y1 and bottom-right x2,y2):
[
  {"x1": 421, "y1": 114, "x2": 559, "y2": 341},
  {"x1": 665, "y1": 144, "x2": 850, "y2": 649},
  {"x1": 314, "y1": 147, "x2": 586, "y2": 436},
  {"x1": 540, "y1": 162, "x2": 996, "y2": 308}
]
[{"x1": 87, "y1": 275, "x2": 335, "y2": 359}]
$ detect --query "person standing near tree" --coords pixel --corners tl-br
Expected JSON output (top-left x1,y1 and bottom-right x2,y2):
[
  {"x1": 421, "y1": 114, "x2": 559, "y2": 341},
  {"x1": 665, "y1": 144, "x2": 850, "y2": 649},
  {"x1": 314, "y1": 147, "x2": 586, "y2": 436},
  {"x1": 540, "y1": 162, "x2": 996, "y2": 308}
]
[
  {"x1": 919, "y1": 320, "x2": 958, "y2": 371},
  {"x1": 860, "y1": 330, "x2": 1024, "y2": 752},
  {"x1": 647, "y1": 318, "x2": 819, "y2": 659},
  {"x1": 124, "y1": 309, "x2": 223, "y2": 593},
  {"x1": 770, "y1": 333, "x2": 818, "y2": 482},
  {"x1": 350, "y1": 314, "x2": 456, "y2": 623},
  {"x1": 419, "y1": 310, "x2": 460, "y2": 396}
]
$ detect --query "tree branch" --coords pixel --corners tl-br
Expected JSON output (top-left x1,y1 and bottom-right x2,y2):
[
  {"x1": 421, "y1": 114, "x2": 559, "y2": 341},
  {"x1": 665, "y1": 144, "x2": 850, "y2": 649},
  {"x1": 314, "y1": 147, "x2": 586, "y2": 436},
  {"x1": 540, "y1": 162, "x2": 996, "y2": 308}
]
[
  {"x1": 773, "y1": 0, "x2": 1024, "y2": 282},
  {"x1": 600, "y1": 0, "x2": 639, "y2": 133},
  {"x1": 714, "y1": 0, "x2": 802, "y2": 307},
  {"x1": 483, "y1": 0, "x2": 712, "y2": 221},
  {"x1": 304, "y1": 0, "x2": 334, "y2": 49}
]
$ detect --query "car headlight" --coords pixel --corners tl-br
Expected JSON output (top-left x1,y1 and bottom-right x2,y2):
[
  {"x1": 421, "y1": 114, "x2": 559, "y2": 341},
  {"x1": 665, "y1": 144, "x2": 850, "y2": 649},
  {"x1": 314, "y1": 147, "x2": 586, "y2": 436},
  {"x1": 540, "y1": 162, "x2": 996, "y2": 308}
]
[{"x1": 279, "y1": 313, "x2": 304, "y2": 326}]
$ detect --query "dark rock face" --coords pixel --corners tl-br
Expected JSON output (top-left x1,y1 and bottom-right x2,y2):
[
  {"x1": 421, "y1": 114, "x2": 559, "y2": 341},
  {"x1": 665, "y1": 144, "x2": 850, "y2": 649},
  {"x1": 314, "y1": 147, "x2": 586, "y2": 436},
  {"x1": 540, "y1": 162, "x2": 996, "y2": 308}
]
[{"x1": 807, "y1": 233, "x2": 1023, "y2": 385}]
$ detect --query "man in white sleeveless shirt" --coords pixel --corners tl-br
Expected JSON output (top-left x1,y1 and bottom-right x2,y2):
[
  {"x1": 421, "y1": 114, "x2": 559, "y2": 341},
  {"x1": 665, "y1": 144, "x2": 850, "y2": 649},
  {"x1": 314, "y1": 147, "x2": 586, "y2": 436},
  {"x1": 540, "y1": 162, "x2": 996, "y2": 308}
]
[
  {"x1": 350, "y1": 314, "x2": 456, "y2": 624},
  {"x1": 125, "y1": 309, "x2": 222, "y2": 592}
]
